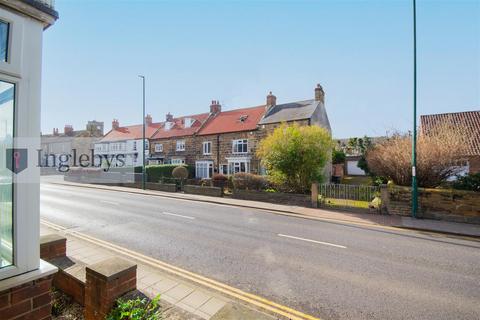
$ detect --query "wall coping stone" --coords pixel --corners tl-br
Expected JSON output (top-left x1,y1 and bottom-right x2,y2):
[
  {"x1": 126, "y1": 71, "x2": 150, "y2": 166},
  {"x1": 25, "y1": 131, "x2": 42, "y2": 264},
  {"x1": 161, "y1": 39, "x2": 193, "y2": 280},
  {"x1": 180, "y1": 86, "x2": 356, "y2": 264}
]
[
  {"x1": 86, "y1": 257, "x2": 136, "y2": 281},
  {"x1": 0, "y1": 259, "x2": 57, "y2": 292},
  {"x1": 40, "y1": 233, "x2": 66, "y2": 246}
]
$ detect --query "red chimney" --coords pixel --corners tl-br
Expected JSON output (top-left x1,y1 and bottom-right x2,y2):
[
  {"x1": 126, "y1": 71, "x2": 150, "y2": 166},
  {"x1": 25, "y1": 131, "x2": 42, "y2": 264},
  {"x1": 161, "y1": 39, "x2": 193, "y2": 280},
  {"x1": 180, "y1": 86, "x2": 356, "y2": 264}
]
[
  {"x1": 315, "y1": 83, "x2": 325, "y2": 103},
  {"x1": 64, "y1": 125, "x2": 74, "y2": 136},
  {"x1": 210, "y1": 100, "x2": 221, "y2": 114},
  {"x1": 145, "y1": 114, "x2": 153, "y2": 126},
  {"x1": 112, "y1": 119, "x2": 119, "y2": 130}
]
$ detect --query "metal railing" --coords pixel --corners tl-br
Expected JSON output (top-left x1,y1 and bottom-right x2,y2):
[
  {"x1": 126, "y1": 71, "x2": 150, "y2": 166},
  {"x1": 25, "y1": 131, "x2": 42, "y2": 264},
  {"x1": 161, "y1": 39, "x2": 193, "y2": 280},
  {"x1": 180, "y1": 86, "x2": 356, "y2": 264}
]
[{"x1": 318, "y1": 183, "x2": 380, "y2": 211}]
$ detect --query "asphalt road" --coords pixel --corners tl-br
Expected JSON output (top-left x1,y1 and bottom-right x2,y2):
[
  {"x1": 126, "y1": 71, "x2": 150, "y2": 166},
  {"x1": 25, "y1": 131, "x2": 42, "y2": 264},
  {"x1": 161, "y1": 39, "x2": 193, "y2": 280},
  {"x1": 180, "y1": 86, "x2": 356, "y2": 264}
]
[{"x1": 40, "y1": 182, "x2": 480, "y2": 320}]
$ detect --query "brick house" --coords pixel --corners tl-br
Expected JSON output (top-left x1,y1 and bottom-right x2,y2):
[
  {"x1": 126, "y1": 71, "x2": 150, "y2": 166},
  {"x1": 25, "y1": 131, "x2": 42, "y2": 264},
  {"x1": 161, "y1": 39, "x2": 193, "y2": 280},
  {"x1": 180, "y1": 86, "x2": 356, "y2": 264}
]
[
  {"x1": 149, "y1": 111, "x2": 211, "y2": 165},
  {"x1": 420, "y1": 110, "x2": 480, "y2": 174}
]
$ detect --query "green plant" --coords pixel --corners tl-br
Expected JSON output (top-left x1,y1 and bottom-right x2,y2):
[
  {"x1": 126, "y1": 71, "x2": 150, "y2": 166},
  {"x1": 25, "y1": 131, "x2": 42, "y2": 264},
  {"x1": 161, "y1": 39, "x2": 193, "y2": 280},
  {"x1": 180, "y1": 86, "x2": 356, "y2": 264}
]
[
  {"x1": 106, "y1": 295, "x2": 162, "y2": 320},
  {"x1": 233, "y1": 173, "x2": 269, "y2": 191},
  {"x1": 452, "y1": 173, "x2": 480, "y2": 191},
  {"x1": 143, "y1": 165, "x2": 193, "y2": 182},
  {"x1": 257, "y1": 123, "x2": 333, "y2": 193},
  {"x1": 332, "y1": 149, "x2": 346, "y2": 165},
  {"x1": 172, "y1": 166, "x2": 189, "y2": 179}
]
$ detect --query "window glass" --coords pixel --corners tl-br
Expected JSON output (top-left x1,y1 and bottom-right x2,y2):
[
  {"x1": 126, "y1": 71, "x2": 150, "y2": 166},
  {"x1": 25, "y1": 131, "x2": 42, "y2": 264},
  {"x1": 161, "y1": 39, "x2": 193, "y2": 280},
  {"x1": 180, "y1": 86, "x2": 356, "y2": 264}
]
[
  {"x1": 203, "y1": 141, "x2": 211, "y2": 155},
  {"x1": 0, "y1": 21, "x2": 8, "y2": 62},
  {"x1": 176, "y1": 140, "x2": 185, "y2": 151},
  {"x1": 155, "y1": 144, "x2": 163, "y2": 152},
  {"x1": 233, "y1": 139, "x2": 248, "y2": 153},
  {"x1": 0, "y1": 80, "x2": 14, "y2": 268}
]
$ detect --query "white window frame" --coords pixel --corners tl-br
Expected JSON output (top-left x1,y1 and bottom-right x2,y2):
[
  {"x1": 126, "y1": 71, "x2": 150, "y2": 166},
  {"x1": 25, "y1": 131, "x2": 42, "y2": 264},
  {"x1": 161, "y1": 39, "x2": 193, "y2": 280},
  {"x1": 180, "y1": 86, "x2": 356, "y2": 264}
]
[
  {"x1": 154, "y1": 143, "x2": 163, "y2": 153},
  {"x1": 176, "y1": 140, "x2": 185, "y2": 151},
  {"x1": 196, "y1": 161, "x2": 214, "y2": 179},
  {"x1": 171, "y1": 158, "x2": 185, "y2": 165},
  {"x1": 219, "y1": 164, "x2": 228, "y2": 175},
  {"x1": 232, "y1": 139, "x2": 248, "y2": 154},
  {"x1": 203, "y1": 141, "x2": 212, "y2": 155},
  {"x1": 228, "y1": 159, "x2": 250, "y2": 174}
]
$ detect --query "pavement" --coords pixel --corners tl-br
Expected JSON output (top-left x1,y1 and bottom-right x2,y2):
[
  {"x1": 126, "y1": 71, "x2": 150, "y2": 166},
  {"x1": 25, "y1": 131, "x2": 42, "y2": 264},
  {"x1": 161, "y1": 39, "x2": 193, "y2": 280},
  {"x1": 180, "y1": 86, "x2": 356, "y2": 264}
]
[
  {"x1": 45, "y1": 176, "x2": 480, "y2": 238},
  {"x1": 40, "y1": 179, "x2": 480, "y2": 320},
  {"x1": 40, "y1": 222, "x2": 275, "y2": 320}
]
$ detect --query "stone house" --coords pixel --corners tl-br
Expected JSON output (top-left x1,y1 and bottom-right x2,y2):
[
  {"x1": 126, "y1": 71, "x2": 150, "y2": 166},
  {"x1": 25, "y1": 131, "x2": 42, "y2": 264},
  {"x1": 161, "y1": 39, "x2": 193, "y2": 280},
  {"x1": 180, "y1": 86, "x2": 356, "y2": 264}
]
[
  {"x1": 194, "y1": 84, "x2": 331, "y2": 179},
  {"x1": 149, "y1": 111, "x2": 211, "y2": 165},
  {"x1": 420, "y1": 110, "x2": 480, "y2": 175},
  {"x1": 40, "y1": 121, "x2": 104, "y2": 168}
]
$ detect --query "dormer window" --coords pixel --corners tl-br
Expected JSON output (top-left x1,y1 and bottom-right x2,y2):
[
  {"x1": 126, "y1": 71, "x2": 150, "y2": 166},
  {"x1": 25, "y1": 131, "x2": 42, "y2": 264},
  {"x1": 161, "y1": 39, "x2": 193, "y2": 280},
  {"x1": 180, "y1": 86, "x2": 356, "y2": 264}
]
[
  {"x1": 184, "y1": 117, "x2": 195, "y2": 128},
  {"x1": 165, "y1": 122, "x2": 174, "y2": 131}
]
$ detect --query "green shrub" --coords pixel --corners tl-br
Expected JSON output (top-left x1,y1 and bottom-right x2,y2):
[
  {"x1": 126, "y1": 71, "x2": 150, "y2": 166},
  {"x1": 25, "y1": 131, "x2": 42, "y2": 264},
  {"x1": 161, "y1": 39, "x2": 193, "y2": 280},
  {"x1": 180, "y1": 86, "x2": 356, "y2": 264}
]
[
  {"x1": 233, "y1": 173, "x2": 269, "y2": 191},
  {"x1": 106, "y1": 295, "x2": 162, "y2": 320},
  {"x1": 172, "y1": 166, "x2": 188, "y2": 179},
  {"x1": 332, "y1": 150, "x2": 346, "y2": 164},
  {"x1": 452, "y1": 173, "x2": 480, "y2": 192},
  {"x1": 144, "y1": 165, "x2": 193, "y2": 182}
]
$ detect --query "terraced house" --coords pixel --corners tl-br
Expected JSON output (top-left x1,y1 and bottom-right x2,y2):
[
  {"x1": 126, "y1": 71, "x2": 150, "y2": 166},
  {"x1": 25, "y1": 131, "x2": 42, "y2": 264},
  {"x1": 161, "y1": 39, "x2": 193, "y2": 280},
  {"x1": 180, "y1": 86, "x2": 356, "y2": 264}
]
[{"x1": 149, "y1": 84, "x2": 331, "y2": 179}]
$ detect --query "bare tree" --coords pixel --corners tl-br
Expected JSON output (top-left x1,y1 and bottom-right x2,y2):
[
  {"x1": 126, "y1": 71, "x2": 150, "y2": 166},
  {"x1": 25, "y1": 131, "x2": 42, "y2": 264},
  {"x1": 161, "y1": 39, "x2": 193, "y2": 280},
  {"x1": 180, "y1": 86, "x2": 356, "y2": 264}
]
[{"x1": 366, "y1": 123, "x2": 470, "y2": 188}]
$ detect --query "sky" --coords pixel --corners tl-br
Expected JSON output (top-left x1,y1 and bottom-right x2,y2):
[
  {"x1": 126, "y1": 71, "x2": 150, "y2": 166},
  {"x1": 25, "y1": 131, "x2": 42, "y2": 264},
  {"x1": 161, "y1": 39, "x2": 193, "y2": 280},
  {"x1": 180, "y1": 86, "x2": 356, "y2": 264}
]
[{"x1": 41, "y1": 0, "x2": 480, "y2": 139}]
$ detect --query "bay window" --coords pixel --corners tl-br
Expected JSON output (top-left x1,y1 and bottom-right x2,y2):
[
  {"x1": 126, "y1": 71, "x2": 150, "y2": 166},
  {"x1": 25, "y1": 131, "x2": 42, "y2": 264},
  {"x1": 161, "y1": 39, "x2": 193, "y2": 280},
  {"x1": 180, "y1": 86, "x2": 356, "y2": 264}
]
[{"x1": 196, "y1": 161, "x2": 213, "y2": 179}]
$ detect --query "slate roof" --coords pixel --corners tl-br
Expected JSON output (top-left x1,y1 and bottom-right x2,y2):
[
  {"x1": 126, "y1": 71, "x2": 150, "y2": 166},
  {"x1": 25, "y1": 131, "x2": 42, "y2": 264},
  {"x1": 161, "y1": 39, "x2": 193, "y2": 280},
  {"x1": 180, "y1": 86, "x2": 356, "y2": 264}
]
[
  {"x1": 198, "y1": 106, "x2": 266, "y2": 135},
  {"x1": 152, "y1": 113, "x2": 210, "y2": 139},
  {"x1": 259, "y1": 99, "x2": 320, "y2": 125},
  {"x1": 420, "y1": 110, "x2": 480, "y2": 156}
]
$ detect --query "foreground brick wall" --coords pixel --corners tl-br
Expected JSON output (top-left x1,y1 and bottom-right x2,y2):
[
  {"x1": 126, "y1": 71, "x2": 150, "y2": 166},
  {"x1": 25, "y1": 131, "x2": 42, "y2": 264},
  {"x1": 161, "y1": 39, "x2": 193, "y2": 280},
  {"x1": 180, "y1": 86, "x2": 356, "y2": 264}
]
[
  {"x1": 0, "y1": 275, "x2": 54, "y2": 320},
  {"x1": 382, "y1": 186, "x2": 480, "y2": 224}
]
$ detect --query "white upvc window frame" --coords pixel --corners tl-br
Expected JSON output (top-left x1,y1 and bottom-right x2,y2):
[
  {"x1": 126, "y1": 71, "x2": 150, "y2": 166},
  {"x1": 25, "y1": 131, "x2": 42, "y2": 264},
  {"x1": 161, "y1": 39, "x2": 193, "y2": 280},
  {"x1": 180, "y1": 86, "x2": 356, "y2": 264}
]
[
  {"x1": 0, "y1": 8, "x2": 43, "y2": 280},
  {"x1": 176, "y1": 140, "x2": 186, "y2": 151},
  {"x1": 232, "y1": 139, "x2": 248, "y2": 154},
  {"x1": 154, "y1": 143, "x2": 163, "y2": 153},
  {"x1": 195, "y1": 161, "x2": 214, "y2": 179},
  {"x1": 171, "y1": 158, "x2": 185, "y2": 165},
  {"x1": 228, "y1": 159, "x2": 250, "y2": 174},
  {"x1": 219, "y1": 164, "x2": 228, "y2": 175},
  {"x1": 202, "y1": 141, "x2": 212, "y2": 155}
]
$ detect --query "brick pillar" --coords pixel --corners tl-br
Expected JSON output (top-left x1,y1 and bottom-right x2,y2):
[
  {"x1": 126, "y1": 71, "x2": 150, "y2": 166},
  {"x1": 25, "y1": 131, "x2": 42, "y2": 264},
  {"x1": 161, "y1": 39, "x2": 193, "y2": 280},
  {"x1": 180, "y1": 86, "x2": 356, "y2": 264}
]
[
  {"x1": 311, "y1": 183, "x2": 319, "y2": 208},
  {"x1": 0, "y1": 275, "x2": 54, "y2": 320},
  {"x1": 40, "y1": 234, "x2": 66, "y2": 260},
  {"x1": 380, "y1": 184, "x2": 390, "y2": 214},
  {"x1": 85, "y1": 257, "x2": 137, "y2": 320}
]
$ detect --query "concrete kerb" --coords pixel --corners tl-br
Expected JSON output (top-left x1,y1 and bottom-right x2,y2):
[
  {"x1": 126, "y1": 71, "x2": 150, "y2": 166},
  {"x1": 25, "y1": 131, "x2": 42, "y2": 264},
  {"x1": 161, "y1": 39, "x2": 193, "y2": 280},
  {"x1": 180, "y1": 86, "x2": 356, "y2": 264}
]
[{"x1": 46, "y1": 180, "x2": 480, "y2": 240}]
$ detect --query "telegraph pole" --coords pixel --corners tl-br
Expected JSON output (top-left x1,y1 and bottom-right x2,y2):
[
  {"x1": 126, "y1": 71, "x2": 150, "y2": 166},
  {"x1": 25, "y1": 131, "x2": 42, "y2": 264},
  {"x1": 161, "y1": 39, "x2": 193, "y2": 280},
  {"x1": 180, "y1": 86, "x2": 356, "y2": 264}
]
[
  {"x1": 139, "y1": 75, "x2": 146, "y2": 190},
  {"x1": 412, "y1": 0, "x2": 418, "y2": 218}
]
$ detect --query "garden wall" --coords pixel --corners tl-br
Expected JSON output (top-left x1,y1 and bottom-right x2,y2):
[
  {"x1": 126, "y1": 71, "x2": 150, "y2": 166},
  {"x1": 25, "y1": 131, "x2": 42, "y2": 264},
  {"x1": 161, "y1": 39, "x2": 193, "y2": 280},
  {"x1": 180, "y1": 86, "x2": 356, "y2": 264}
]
[
  {"x1": 232, "y1": 189, "x2": 311, "y2": 207},
  {"x1": 184, "y1": 185, "x2": 222, "y2": 197},
  {"x1": 382, "y1": 186, "x2": 480, "y2": 224}
]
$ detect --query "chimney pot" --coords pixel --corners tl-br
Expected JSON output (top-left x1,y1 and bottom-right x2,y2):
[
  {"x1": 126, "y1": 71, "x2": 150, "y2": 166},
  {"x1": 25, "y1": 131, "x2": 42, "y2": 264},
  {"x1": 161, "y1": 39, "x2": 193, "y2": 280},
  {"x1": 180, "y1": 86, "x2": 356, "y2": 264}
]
[
  {"x1": 145, "y1": 114, "x2": 153, "y2": 126},
  {"x1": 112, "y1": 119, "x2": 120, "y2": 130},
  {"x1": 210, "y1": 100, "x2": 221, "y2": 114},
  {"x1": 166, "y1": 112, "x2": 174, "y2": 122}
]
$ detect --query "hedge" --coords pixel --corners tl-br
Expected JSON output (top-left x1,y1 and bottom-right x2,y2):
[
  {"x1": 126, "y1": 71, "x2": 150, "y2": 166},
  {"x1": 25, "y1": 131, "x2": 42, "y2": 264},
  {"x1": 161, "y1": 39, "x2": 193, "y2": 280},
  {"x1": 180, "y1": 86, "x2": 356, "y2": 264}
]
[{"x1": 143, "y1": 165, "x2": 194, "y2": 182}]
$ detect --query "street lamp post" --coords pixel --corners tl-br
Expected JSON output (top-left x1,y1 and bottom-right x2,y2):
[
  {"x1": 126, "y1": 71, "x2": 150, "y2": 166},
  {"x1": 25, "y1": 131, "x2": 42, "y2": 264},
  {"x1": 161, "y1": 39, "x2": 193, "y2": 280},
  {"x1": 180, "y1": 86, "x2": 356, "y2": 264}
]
[
  {"x1": 412, "y1": 0, "x2": 418, "y2": 218},
  {"x1": 139, "y1": 75, "x2": 146, "y2": 190}
]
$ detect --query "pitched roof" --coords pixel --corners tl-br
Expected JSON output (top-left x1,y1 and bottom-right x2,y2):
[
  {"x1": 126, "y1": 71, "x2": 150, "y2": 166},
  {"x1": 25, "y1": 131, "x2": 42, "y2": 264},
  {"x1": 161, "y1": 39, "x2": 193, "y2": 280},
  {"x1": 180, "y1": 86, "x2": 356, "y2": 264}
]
[
  {"x1": 198, "y1": 105, "x2": 266, "y2": 135},
  {"x1": 420, "y1": 110, "x2": 480, "y2": 156},
  {"x1": 152, "y1": 113, "x2": 210, "y2": 139},
  {"x1": 259, "y1": 99, "x2": 320, "y2": 125},
  {"x1": 101, "y1": 123, "x2": 162, "y2": 142}
]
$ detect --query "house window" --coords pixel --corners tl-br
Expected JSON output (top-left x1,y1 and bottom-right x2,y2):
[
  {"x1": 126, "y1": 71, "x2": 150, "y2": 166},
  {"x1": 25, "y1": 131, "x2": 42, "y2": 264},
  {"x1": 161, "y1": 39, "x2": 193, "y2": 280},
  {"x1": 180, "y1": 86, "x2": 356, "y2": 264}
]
[
  {"x1": 176, "y1": 140, "x2": 185, "y2": 151},
  {"x1": 0, "y1": 21, "x2": 9, "y2": 62},
  {"x1": 228, "y1": 160, "x2": 250, "y2": 174},
  {"x1": 219, "y1": 164, "x2": 228, "y2": 175},
  {"x1": 154, "y1": 144, "x2": 163, "y2": 153},
  {"x1": 203, "y1": 141, "x2": 212, "y2": 155},
  {"x1": 171, "y1": 158, "x2": 185, "y2": 165},
  {"x1": 232, "y1": 139, "x2": 248, "y2": 154},
  {"x1": 196, "y1": 161, "x2": 213, "y2": 179},
  {"x1": 0, "y1": 80, "x2": 14, "y2": 269}
]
